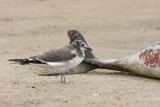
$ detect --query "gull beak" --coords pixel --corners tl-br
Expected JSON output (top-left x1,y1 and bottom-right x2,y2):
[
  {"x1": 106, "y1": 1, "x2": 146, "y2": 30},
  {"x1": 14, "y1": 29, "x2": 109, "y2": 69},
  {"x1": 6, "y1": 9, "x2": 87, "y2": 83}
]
[{"x1": 84, "y1": 46, "x2": 93, "y2": 51}]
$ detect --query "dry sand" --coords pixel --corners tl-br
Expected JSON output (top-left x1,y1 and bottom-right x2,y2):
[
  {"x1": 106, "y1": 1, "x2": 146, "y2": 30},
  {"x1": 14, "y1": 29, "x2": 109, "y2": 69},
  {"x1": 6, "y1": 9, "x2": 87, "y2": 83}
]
[{"x1": 1, "y1": 0, "x2": 160, "y2": 107}]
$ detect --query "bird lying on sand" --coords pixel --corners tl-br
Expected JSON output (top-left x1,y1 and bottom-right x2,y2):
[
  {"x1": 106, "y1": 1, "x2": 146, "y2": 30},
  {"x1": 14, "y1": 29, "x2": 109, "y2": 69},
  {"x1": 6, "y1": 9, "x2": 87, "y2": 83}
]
[{"x1": 9, "y1": 40, "x2": 92, "y2": 83}]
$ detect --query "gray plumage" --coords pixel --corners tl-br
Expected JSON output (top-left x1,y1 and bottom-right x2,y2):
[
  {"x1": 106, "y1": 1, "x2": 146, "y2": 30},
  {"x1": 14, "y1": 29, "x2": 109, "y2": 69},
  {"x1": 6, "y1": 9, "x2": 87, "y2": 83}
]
[
  {"x1": 36, "y1": 45, "x2": 77, "y2": 63},
  {"x1": 9, "y1": 40, "x2": 91, "y2": 65}
]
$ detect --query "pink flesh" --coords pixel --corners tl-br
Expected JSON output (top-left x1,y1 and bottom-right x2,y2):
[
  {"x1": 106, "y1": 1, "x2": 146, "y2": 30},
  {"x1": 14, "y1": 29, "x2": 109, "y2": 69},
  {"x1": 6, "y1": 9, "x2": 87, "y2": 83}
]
[{"x1": 139, "y1": 48, "x2": 160, "y2": 68}]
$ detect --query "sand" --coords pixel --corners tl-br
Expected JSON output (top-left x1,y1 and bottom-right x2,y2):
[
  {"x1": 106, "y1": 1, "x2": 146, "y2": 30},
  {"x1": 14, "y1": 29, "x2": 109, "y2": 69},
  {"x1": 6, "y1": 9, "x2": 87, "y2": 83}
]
[{"x1": 1, "y1": 0, "x2": 160, "y2": 107}]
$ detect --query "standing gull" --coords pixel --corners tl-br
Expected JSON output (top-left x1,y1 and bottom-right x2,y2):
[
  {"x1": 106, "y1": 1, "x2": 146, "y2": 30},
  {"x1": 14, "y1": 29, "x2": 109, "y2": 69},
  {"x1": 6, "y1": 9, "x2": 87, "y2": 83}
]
[{"x1": 9, "y1": 40, "x2": 92, "y2": 83}]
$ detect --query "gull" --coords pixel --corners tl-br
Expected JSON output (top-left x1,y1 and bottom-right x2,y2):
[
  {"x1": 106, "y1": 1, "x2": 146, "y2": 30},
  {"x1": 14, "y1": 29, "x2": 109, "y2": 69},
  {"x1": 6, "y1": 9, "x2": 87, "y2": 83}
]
[{"x1": 9, "y1": 40, "x2": 92, "y2": 83}]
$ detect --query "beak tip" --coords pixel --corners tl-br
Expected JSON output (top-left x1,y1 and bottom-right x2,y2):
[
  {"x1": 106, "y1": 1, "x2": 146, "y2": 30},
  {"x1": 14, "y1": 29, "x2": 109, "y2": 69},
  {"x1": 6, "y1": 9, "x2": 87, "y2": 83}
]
[{"x1": 88, "y1": 47, "x2": 93, "y2": 51}]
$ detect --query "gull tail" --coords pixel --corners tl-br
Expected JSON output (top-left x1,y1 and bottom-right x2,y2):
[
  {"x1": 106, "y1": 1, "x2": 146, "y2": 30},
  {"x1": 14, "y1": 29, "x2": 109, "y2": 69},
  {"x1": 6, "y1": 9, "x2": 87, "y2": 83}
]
[{"x1": 8, "y1": 58, "x2": 45, "y2": 65}]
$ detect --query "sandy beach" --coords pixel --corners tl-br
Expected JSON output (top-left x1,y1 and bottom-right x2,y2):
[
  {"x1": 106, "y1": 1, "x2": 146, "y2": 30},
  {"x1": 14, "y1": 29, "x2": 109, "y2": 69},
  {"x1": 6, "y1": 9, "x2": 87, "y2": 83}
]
[{"x1": 1, "y1": 0, "x2": 160, "y2": 106}]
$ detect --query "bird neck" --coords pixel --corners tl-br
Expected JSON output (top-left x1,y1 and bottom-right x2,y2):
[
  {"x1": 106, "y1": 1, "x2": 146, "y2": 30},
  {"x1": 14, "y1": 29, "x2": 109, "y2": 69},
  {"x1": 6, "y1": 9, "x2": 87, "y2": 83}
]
[
  {"x1": 72, "y1": 44, "x2": 85, "y2": 58},
  {"x1": 77, "y1": 48, "x2": 85, "y2": 58}
]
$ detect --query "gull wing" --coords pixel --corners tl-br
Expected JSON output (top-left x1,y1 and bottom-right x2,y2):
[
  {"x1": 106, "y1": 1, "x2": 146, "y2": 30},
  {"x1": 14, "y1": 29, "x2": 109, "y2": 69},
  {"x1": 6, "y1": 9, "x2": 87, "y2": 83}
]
[{"x1": 36, "y1": 45, "x2": 76, "y2": 63}]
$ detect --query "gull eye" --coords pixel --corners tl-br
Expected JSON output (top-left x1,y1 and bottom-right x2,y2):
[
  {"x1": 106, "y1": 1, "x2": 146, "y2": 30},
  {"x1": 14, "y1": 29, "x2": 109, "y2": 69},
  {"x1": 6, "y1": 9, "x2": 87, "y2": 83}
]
[{"x1": 81, "y1": 44, "x2": 84, "y2": 46}]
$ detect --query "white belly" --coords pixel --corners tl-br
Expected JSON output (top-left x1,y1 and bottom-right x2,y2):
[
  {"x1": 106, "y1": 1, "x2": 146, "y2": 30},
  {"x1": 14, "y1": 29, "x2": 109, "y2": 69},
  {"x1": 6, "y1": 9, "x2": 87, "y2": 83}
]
[{"x1": 46, "y1": 56, "x2": 84, "y2": 71}]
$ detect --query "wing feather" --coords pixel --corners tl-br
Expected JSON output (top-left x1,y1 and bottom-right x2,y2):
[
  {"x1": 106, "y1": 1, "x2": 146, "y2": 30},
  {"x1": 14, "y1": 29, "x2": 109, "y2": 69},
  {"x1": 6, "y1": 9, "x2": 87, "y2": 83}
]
[{"x1": 36, "y1": 45, "x2": 76, "y2": 63}]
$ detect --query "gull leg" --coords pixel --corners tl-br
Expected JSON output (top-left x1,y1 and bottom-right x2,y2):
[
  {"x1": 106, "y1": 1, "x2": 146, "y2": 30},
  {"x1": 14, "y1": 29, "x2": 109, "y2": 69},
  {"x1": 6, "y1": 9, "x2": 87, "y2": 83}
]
[
  {"x1": 61, "y1": 72, "x2": 63, "y2": 83},
  {"x1": 63, "y1": 74, "x2": 66, "y2": 83},
  {"x1": 62, "y1": 72, "x2": 73, "y2": 84}
]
